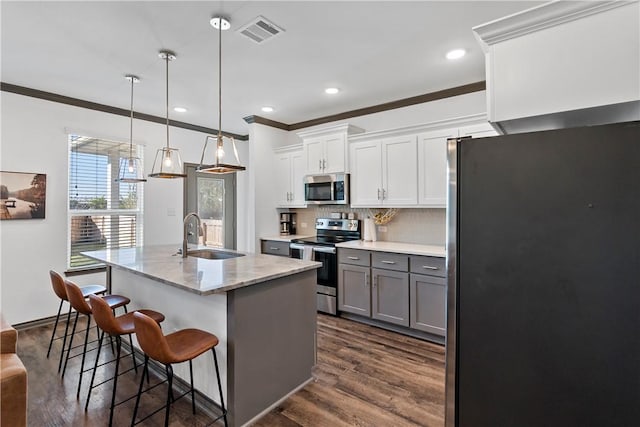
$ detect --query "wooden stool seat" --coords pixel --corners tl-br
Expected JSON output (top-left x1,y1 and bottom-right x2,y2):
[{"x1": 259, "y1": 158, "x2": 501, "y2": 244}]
[
  {"x1": 132, "y1": 312, "x2": 227, "y2": 426},
  {"x1": 161, "y1": 329, "x2": 219, "y2": 364}
]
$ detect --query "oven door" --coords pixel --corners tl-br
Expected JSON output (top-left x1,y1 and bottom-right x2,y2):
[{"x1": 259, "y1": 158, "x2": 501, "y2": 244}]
[{"x1": 312, "y1": 246, "x2": 337, "y2": 289}]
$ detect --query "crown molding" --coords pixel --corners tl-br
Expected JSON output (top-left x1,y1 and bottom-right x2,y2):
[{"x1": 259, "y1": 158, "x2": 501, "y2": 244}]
[
  {"x1": 473, "y1": 0, "x2": 631, "y2": 51},
  {"x1": 296, "y1": 123, "x2": 365, "y2": 139},
  {"x1": 348, "y1": 113, "x2": 488, "y2": 142},
  {"x1": 1, "y1": 82, "x2": 249, "y2": 141},
  {"x1": 243, "y1": 115, "x2": 289, "y2": 131}
]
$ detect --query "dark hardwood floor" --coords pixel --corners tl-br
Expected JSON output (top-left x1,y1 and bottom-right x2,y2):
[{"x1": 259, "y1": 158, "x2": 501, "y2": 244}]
[{"x1": 18, "y1": 314, "x2": 444, "y2": 426}]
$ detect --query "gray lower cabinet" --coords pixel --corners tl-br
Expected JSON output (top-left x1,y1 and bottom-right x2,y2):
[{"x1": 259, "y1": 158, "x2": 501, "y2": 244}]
[
  {"x1": 372, "y1": 268, "x2": 409, "y2": 326},
  {"x1": 260, "y1": 239, "x2": 291, "y2": 257},
  {"x1": 338, "y1": 264, "x2": 371, "y2": 316},
  {"x1": 409, "y1": 273, "x2": 446, "y2": 336}
]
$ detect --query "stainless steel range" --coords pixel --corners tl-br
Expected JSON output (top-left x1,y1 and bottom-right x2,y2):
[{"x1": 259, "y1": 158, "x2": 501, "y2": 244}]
[{"x1": 290, "y1": 218, "x2": 361, "y2": 315}]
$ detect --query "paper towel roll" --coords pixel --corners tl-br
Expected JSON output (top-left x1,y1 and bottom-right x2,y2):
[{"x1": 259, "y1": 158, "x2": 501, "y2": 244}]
[{"x1": 364, "y1": 218, "x2": 376, "y2": 242}]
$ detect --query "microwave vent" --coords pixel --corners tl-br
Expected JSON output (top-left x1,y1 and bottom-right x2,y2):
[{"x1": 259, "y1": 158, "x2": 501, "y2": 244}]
[{"x1": 237, "y1": 16, "x2": 285, "y2": 44}]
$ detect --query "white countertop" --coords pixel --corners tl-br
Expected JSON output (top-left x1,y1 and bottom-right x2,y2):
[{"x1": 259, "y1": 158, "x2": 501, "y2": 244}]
[
  {"x1": 83, "y1": 245, "x2": 320, "y2": 295},
  {"x1": 335, "y1": 240, "x2": 446, "y2": 257},
  {"x1": 260, "y1": 235, "x2": 314, "y2": 242}
]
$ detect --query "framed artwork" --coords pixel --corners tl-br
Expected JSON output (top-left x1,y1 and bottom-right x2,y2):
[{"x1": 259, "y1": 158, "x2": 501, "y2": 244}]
[{"x1": 0, "y1": 171, "x2": 46, "y2": 220}]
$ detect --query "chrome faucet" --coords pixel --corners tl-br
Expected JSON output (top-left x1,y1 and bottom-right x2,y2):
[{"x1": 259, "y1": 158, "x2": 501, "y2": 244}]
[{"x1": 182, "y1": 212, "x2": 203, "y2": 258}]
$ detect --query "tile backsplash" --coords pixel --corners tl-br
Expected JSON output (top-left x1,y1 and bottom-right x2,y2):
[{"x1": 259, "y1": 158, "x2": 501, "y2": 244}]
[{"x1": 292, "y1": 207, "x2": 446, "y2": 246}]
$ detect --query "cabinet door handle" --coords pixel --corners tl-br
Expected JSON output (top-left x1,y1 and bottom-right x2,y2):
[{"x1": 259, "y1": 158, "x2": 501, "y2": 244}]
[
  {"x1": 365, "y1": 274, "x2": 369, "y2": 287},
  {"x1": 422, "y1": 265, "x2": 439, "y2": 270},
  {"x1": 381, "y1": 260, "x2": 396, "y2": 264},
  {"x1": 270, "y1": 247, "x2": 280, "y2": 251},
  {"x1": 373, "y1": 276, "x2": 378, "y2": 287},
  {"x1": 290, "y1": 192, "x2": 294, "y2": 201},
  {"x1": 323, "y1": 159, "x2": 327, "y2": 171},
  {"x1": 319, "y1": 159, "x2": 322, "y2": 171},
  {"x1": 382, "y1": 188, "x2": 386, "y2": 200},
  {"x1": 377, "y1": 188, "x2": 381, "y2": 200},
  {"x1": 348, "y1": 256, "x2": 360, "y2": 260}
]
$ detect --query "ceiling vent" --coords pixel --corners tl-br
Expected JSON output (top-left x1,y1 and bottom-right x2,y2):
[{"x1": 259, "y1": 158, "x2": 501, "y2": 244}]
[{"x1": 237, "y1": 15, "x2": 285, "y2": 44}]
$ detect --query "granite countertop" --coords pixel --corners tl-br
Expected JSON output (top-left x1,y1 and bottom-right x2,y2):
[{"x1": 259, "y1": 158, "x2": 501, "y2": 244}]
[
  {"x1": 335, "y1": 240, "x2": 446, "y2": 257},
  {"x1": 260, "y1": 235, "x2": 314, "y2": 243},
  {"x1": 82, "y1": 245, "x2": 321, "y2": 296}
]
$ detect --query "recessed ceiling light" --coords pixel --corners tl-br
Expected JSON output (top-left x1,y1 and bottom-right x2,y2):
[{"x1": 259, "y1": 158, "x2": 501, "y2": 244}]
[
  {"x1": 173, "y1": 107, "x2": 187, "y2": 113},
  {"x1": 446, "y1": 49, "x2": 466, "y2": 60},
  {"x1": 261, "y1": 106, "x2": 274, "y2": 113},
  {"x1": 325, "y1": 87, "x2": 340, "y2": 95}
]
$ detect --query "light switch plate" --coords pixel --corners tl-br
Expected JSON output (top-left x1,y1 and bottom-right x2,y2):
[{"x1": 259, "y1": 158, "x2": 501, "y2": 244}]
[
  {"x1": 378, "y1": 226, "x2": 388, "y2": 233},
  {"x1": 167, "y1": 207, "x2": 176, "y2": 216},
  {"x1": 300, "y1": 222, "x2": 307, "y2": 229}
]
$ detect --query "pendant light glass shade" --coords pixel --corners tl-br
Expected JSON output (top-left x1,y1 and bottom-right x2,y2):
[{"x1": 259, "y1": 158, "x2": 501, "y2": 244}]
[
  {"x1": 149, "y1": 50, "x2": 186, "y2": 179},
  {"x1": 116, "y1": 75, "x2": 147, "y2": 183},
  {"x1": 198, "y1": 16, "x2": 246, "y2": 174}
]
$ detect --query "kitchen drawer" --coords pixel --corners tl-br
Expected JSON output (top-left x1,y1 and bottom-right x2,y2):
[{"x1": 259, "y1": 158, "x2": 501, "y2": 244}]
[
  {"x1": 261, "y1": 240, "x2": 290, "y2": 257},
  {"x1": 372, "y1": 252, "x2": 408, "y2": 272},
  {"x1": 409, "y1": 255, "x2": 446, "y2": 277},
  {"x1": 338, "y1": 249, "x2": 370, "y2": 267}
]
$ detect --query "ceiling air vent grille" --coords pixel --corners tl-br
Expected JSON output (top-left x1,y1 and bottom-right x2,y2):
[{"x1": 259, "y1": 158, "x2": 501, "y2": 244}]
[{"x1": 237, "y1": 15, "x2": 285, "y2": 44}]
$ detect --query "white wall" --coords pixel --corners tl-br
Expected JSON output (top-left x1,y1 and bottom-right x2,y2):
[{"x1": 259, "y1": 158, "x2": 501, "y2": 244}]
[{"x1": 0, "y1": 92, "x2": 249, "y2": 324}]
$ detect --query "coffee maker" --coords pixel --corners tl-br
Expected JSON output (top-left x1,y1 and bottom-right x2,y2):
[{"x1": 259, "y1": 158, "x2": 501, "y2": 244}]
[{"x1": 279, "y1": 212, "x2": 296, "y2": 235}]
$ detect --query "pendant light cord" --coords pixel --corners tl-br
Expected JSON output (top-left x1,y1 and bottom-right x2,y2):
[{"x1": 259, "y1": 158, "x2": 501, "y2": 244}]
[
  {"x1": 218, "y1": 18, "x2": 223, "y2": 141},
  {"x1": 129, "y1": 77, "x2": 134, "y2": 159},
  {"x1": 165, "y1": 54, "x2": 170, "y2": 150}
]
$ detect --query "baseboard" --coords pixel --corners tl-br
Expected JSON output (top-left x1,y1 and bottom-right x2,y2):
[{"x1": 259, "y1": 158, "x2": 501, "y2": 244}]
[{"x1": 13, "y1": 315, "x2": 60, "y2": 331}]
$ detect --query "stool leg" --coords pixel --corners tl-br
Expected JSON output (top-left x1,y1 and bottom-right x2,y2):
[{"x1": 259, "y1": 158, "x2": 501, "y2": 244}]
[
  {"x1": 131, "y1": 355, "x2": 148, "y2": 427},
  {"x1": 62, "y1": 311, "x2": 79, "y2": 377},
  {"x1": 212, "y1": 348, "x2": 228, "y2": 427},
  {"x1": 85, "y1": 330, "x2": 105, "y2": 411},
  {"x1": 76, "y1": 314, "x2": 92, "y2": 399},
  {"x1": 109, "y1": 336, "x2": 122, "y2": 427},
  {"x1": 47, "y1": 299, "x2": 64, "y2": 358},
  {"x1": 58, "y1": 304, "x2": 73, "y2": 373},
  {"x1": 128, "y1": 333, "x2": 138, "y2": 373},
  {"x1": 164, "y1": 364, "x2": 174, "y2": 427},
  {"x1": 189, "y1": 359, "x2": 196, "y2": 414}
]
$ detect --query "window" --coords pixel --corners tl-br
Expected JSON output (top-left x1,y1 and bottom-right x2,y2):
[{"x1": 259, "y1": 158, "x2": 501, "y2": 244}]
[{"x1": 68, "y1": 135, "x2": 144, "y2": 269}]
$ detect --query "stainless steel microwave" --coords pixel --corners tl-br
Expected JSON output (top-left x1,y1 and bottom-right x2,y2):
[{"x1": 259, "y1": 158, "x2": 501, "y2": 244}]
[{"x1": 304, "y1": 173, "x2": 349, "y2": 205}]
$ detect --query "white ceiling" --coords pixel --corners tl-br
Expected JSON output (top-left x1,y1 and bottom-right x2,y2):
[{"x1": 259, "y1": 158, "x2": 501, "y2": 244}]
[{"x1": 1, "y1": 1, "x2": 542, "y2": 135}]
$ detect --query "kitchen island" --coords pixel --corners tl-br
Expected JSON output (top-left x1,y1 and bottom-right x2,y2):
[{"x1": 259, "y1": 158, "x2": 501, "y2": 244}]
[{"x1": 83, "y1": 245, "x2": 320, "y2": 427}]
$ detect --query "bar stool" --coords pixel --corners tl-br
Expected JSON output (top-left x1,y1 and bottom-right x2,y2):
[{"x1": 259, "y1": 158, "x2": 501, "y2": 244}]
[
  {"x1": 131, "y1": 312, "x2": 228, "y2": 427},
  {"x1": 86, "y1": 294, "x2": 165, "y2": 426},
  {"x1": 47, "y1": 270, "x2": 107, "y2": 372},
  {"x1": 62, "y1": 279, "x2": 130, "y2": 400}
]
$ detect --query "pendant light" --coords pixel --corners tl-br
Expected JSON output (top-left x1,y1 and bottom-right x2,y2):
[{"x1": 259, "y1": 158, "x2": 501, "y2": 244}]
[
  {"x1": 198, "y1": 16, "x2": 246, "y2": 174},
  {"x1": 116, "y1": 74, "x2": 147, "y2": 183},
  {"x1": 149, "y1": 50, "x2": 186, "y2": 178}
]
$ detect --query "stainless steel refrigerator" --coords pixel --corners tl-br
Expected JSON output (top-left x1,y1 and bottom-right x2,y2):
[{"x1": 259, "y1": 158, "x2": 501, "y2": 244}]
[{"x1": 445, "y1": 121, "x2": 640, "y2": 427}]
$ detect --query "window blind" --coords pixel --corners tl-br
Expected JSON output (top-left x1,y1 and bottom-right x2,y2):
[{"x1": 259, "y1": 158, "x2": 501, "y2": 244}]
[{"x1": 68, "y1": 135, "x2": 144, "y2": 269}]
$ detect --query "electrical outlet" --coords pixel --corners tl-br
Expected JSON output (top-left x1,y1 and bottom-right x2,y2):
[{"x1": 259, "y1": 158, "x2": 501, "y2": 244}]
[
  {"x1": 378, "y1": 226, "x2": 388, "y2": 233},
  {"x1": 300, "y1": 222, "x2": 307, "y2": 228},
  {"x1": 167, "y1": 207, "x2": 176, "y2": 216}
]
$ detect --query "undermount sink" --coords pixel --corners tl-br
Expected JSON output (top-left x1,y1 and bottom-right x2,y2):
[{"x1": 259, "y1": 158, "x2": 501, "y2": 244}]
[{"x1": 187, "y1": 249, "x2": 245, "y2": 260}]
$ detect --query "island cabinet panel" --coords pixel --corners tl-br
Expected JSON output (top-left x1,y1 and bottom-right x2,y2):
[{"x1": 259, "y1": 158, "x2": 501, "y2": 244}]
[
  {"x1": 372, "y1": 268, "x2": 410, "y2": 327},
  {"x1": 410, "y1": 273, "x2": 446, "y2": 336},
  {"x1": 338, "y1": 264, "x2": 371, "y2": 317}
]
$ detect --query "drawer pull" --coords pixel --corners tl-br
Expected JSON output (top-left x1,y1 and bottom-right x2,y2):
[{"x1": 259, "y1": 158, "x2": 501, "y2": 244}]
[
  {"x1": 270, "y1": 247, "x2": 280, "y2": 251},
  {"x1": 348, "y1": 256, "x2": 360, "y2": 260},
  {"x1": 422, "y1": 265, "x2": 439, "y2": 270},
  {"x1": 381, "y1": 260, "x2": 396, "y2": 264}
]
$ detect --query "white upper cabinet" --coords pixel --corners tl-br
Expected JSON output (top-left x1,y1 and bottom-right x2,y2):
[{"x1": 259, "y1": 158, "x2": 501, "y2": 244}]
[
  {"x1": 273, "y1": 145, "x2": 306, "y2": 208},
  {"x1": 473, "y1": 1, "x2": 640, "y2": 133},
  {"x1": 417, "y1": 129, "x2": 455, "y2": 207},
  {"x1": 350, "y1": 135, "x2": 418, "y2": 207},
  {"x1": 382, "y1": 135, "x2": 418, "y2": 206},
  {"x1": 349, "y1": 116, "x2": 496, "y2": 208},
  {"x1": 298, "y1": 124, "x2": 365, "y2": 175}
]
